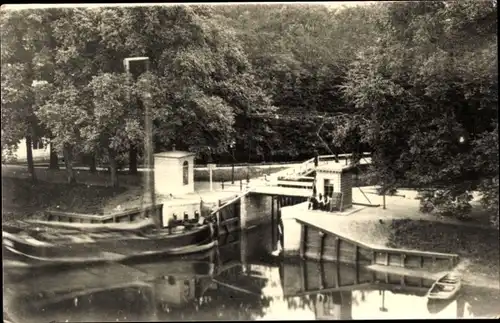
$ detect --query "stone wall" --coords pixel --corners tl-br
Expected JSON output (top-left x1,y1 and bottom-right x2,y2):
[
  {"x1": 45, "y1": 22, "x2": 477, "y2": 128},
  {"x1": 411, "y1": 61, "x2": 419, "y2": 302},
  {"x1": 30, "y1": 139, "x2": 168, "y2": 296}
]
[
  {"x1": 240, "y1": 193, "x2": 273, "y2": 229},
  {"x1": 280, "y1": 203, "x2": 309, "y2": 256}
]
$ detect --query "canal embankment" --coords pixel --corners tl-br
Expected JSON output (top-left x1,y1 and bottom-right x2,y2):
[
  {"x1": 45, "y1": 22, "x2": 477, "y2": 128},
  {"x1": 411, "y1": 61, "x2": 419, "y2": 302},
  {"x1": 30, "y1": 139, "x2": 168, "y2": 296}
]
[{"x1": 280, "y1": 188, "x2": 500, "y2": 289}]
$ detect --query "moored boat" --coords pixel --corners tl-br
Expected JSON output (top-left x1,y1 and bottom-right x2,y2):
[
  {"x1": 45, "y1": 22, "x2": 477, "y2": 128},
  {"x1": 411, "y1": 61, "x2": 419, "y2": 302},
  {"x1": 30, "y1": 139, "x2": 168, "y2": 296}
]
[
  {"x1": 426, "y1": 272, "x2": 462, "y2": 300},
  {"x1": 2, "y1": 221, "x2": 216, "y2": 267}
]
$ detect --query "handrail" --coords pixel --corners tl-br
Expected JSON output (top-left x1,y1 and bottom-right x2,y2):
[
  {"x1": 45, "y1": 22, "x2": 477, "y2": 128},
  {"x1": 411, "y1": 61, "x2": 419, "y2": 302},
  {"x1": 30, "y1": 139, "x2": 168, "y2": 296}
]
[
  {"x1": 295, "y1": 218, "x2": 459, "y2": 259},
  {"x1": 276, "y1": 180, "x2": 314, "y2": 187},
  {"x1": 318, "y1": 152, "x2": 372, "y2": 160}
]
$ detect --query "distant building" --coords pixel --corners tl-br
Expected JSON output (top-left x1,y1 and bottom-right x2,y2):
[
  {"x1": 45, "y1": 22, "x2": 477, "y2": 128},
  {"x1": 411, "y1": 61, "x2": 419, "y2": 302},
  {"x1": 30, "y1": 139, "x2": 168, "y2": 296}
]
[
  {"x1": 154, "y1": 149, "x2": 196, "y2": 196},
  {"x1": 7, "y1": 137, "x2": 51, "y2": 162},
  {"x1": 315, "y1": 163, "x2": 355, "y2": 210}
]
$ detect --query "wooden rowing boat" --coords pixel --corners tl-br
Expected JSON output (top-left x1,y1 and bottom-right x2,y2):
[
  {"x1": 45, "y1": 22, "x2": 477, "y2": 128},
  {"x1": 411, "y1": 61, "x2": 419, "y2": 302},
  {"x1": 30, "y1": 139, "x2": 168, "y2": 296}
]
[
  {"x1": 2, "y1": 221, "x2": 216, "y2": 267},
  {"x1": 426, "y1": 272, "x2": 462, "y2": 300}
]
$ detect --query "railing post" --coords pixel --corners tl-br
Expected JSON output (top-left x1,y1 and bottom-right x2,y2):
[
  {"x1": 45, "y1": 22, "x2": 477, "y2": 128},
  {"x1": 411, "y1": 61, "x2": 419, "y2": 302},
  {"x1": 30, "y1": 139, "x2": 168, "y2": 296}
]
[
  {"x1": 299, "y1": 225, "x2": 307, "y2": 259},
  {"x1": 217, "y1": 199, "x2": 222, "y2": 233},
  {"x1": 335, "y1": 237, "x2": 340, "y2": 262},
  {"x1": 318, "y1": 231, "x2": 325, "y2": 261}
]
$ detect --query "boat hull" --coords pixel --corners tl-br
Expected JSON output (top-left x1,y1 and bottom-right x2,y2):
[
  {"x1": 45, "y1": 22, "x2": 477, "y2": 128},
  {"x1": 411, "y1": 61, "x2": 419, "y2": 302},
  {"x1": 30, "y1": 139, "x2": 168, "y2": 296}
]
[
  {"x1": 2, "y1": 224, "x2": 216, "y2": 267},
  {"x1": 426, "y1": 272, "x2": 462, "y2": 300}
]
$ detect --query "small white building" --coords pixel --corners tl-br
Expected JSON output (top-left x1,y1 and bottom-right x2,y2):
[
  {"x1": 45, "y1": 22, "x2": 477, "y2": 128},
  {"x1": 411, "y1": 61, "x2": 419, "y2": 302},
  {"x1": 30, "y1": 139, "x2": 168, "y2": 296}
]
[
  {"x1": 315, "y1": 162, "x2": 355, "y2": 210},
  {"x1": 154, "y1": 150, "x2": 196, "y2": 197},
  {"x1": 6, "y1": 138, "x2": 51, "y2": 162}
]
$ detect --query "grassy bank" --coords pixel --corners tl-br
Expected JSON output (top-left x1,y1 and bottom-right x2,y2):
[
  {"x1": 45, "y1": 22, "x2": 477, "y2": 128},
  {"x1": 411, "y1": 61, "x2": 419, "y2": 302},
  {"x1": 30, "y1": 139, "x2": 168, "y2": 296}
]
[
  {"x1": 388, "y1": 219, "x2": 500, "y2": 279},
  {"x1": 1, "y1": 177, "x2": 132, "y2": 222},
  {"x1": 194, "y1": 166, "x2": 290, "y2": 182}
]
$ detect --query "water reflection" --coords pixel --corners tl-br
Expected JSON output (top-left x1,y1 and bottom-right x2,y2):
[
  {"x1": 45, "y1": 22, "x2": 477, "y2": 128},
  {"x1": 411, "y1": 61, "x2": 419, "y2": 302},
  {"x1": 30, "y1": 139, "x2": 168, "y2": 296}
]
[{"x1": 3, "y1": 225, "x2": 499, "y2": 321}]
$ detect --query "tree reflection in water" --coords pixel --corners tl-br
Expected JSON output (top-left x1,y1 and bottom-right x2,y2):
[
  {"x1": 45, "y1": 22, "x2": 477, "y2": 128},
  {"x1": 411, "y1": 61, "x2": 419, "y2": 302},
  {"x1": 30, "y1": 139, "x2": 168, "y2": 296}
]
[{"x1": 156, "y1": 289, "x2": 273, "y2": 321}]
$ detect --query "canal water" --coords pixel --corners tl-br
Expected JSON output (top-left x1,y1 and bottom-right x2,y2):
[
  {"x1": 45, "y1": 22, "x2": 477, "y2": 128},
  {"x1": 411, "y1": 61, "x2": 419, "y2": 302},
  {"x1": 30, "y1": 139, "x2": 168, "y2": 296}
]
[{"x1": 3, "y1": 223, "x2": 499, "y2": 322}]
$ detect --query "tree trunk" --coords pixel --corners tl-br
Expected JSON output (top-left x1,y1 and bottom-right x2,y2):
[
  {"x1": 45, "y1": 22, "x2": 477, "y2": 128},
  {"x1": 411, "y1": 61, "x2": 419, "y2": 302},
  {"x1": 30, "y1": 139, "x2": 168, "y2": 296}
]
[
  {"x1": 89, "y1": 153, "x2": 97, "y2": 173},
  {"x1": 49, "y1": 141, "x2": 59, "y2": 170},
  {"x1": 109, "y1": 151, "x2": 119, "y2": 188},
  {"x1": 25, "y1": 135, "x2": 37, "y2": 183},
  {"x1": 63, "y1": 145, "x2": 76, "y2": 184},
  {"x1": 129, "y1": 145, "x2": 138, "y2": 175}
]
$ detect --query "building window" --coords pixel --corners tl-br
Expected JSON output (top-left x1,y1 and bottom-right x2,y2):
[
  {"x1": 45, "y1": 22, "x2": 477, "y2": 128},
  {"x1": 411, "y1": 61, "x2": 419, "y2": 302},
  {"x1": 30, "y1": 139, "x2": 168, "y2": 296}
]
[{"x1": 183, "y1": 161, "x2": 189, "y2": 185}]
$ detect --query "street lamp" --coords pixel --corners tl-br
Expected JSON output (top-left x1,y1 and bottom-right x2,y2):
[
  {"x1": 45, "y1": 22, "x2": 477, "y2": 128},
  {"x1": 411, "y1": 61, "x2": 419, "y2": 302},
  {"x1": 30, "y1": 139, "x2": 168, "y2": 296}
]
[
  {"x1": 123, "y1": 56, "x2": 157, "y2": 227},
  {"x1": 207, "y1": 147, "x2": 214, "y2": 192},
  {"x1": 230, "y1": 140, "x2": 236, "y2": 184}
]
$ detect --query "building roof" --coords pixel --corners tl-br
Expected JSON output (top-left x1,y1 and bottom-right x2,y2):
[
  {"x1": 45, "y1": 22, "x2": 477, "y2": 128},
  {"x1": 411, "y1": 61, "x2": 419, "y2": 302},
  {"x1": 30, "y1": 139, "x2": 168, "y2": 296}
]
[
  {"x1": 154, "y1": 151, "x2": 196, "y2": 159},
  {"x1": 316, "y1": 162, "x2": 356, "y2": 173}
]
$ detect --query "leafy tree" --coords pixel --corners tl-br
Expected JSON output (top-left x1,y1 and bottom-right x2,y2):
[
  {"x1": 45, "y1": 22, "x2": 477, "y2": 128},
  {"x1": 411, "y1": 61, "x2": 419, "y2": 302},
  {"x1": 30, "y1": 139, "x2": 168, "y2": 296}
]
[
  {"x1": 85, "y1": 73, "x2": 139, "y2": 187},
  {"x1": 341, "y1": 1, "x2": 498, "y2": 224},
  {"x1": 0, "y1": 9, "x2": 57, "y2": 181},
  {"x1": 218, "y1": 4, "x2": 380, "y2": 160},
  {"x1": 114, "y1": 6, "x2": 274, "y2": 162}
]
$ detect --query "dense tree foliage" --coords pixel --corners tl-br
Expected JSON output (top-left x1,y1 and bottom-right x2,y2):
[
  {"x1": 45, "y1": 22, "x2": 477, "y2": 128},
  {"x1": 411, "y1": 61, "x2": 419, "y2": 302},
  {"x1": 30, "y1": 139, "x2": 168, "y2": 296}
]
[
  {"x1": 340, "y1": 1, "x2": 497, "y2": 224},
  {"x1": 218, "y1": 3, "x2": 381, "y2": 160},
  {"x1": 1, "y1": 3, "x2": 497, "y2": 225}
]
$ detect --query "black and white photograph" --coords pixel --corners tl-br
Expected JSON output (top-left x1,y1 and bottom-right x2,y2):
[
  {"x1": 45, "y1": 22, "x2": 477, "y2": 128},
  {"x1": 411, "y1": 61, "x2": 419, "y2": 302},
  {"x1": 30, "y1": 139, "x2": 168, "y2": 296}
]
[{"x1": 1, "y1": 1, "x2": 499, "y2": 321}]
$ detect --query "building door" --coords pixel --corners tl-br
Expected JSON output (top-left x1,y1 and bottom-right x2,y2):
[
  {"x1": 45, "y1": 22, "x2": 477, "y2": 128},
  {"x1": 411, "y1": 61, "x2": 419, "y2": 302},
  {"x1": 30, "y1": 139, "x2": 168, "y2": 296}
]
[
  {"x1": 324, "y1": 179, "x2": 334, "y2": 197},
  {"x1": 183, "y1": 161, "x2": 189, "y2": 185}
]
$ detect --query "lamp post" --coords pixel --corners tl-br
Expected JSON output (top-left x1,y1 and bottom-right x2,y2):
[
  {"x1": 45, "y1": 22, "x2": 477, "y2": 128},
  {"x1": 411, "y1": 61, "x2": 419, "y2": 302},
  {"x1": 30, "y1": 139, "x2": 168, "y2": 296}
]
[
  {"x1": 123, "y1": 56, "x2": 158, "y2": 228},
  {"x1": 207, "y1": 147, "x2": 213, "y2": 192},
  {"x1": 230, "y1": 140, "x2": 236, "y2": 184}
]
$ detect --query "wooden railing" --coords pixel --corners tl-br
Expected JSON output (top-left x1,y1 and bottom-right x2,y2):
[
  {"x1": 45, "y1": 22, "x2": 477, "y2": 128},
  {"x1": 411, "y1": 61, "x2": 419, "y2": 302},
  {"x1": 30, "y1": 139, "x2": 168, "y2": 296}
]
[
  {"x1": 271, "y1": 152, "x2": 372, "y2": 182},
  {"x1": 44, "y1": 204, "x2": 163, "y2": 224},
  {"x1": 276, "y1": 180, "x2": 314, "y2": 189}
]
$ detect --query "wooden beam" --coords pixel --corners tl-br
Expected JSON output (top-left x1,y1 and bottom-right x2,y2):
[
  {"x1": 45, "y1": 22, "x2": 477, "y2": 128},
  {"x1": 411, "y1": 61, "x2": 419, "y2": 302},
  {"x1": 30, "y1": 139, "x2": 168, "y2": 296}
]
[
  {"x1": 301, "y1": 260, "x2": 308, "y2": 292},
  {"x1": 339, "y1": 192, "x2": 344, "y2": 212},
  {"x1": 318, "y1": 231, "x2": 325, "y2": 261},
  {"x1": 299, "y1": 260, "x2": 306, "y2": 293},
  {"x1": 355, "y1": 254, "x2": 359, "y2": 285},
  {"x1": 336, "y1": 258, "x2": 341, "y2": 288},
  {"x1": 300, "y1": 225, "x2": 307, "y2": 259},
  {"x1": 271, "y1": 196, "x2": 275, "y2": 246},
  {"x1": 319, "y1": 262, "x2": 325, "y2": 290},
  {"x1": 335, "y1": 237, "x2": 341, "y2": 262}
]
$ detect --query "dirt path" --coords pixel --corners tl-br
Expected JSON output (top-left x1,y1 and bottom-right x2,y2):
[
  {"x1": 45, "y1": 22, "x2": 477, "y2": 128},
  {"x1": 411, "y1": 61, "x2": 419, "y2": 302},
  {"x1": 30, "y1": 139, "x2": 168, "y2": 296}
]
[{"x1": 352, "y1": 186, "x2": 492, "y2": 229}]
